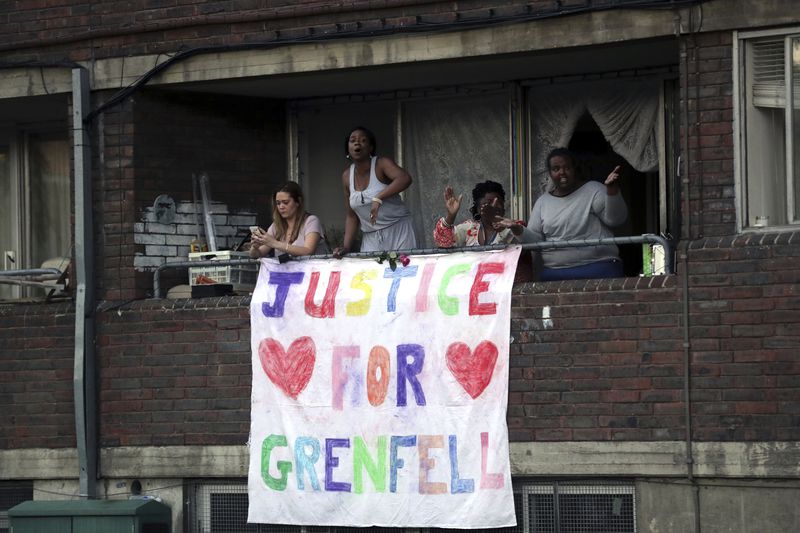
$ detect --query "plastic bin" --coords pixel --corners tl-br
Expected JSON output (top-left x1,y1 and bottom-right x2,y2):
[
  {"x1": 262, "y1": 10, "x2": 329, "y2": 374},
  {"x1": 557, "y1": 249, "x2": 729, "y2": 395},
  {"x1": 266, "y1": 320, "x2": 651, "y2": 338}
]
[{"x1": 188, "y1": 251, "x2": 257, "y2": 292}]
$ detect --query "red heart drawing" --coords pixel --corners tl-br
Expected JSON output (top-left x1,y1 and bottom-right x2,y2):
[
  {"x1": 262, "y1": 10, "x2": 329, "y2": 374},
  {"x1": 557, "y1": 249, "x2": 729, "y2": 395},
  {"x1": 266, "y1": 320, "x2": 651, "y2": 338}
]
[
  {"x1": 445, "y1": 341, "x2": 499, "y2": 399},
  {"x1": 258, "y1": 337, "x2": 316, "y2": 399}
]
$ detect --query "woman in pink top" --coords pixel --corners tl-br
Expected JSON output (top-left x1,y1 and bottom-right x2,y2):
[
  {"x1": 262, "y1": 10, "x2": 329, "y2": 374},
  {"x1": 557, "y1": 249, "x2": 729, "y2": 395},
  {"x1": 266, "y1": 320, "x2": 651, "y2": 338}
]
[{"x1": 250, "y1": 182, "x2": 328, "y2": 258}]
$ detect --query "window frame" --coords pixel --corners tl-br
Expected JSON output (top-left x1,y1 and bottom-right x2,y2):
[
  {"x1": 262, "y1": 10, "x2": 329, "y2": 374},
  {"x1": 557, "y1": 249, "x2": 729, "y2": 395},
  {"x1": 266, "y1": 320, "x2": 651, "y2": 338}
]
[
  {"x1": 734, "y1": 26, "x2": 800, "y2": 231},
  {"x1": 0, "y1": 125, "x2": 71, "y2": 299}
]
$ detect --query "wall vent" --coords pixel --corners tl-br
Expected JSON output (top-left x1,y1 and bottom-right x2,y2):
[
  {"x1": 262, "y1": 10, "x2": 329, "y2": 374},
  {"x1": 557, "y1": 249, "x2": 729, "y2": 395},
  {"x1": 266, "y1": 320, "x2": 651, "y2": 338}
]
[
  {"x1": 0, "y1": 481, "x2": 33, "y2": 533},
  {"x1": 188, "y1": 480, "x2": 633, "y2": 533}
]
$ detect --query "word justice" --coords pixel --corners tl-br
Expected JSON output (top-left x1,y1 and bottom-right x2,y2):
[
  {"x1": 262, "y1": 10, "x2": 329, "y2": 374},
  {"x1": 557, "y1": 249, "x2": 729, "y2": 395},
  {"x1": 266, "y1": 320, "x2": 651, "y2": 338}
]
[
  {"x1": 260, "y1": 432, "x2": 505, "y2": 494},
  {"x1": 259, "y1": 261, "x2": 506, "y2": 318}
]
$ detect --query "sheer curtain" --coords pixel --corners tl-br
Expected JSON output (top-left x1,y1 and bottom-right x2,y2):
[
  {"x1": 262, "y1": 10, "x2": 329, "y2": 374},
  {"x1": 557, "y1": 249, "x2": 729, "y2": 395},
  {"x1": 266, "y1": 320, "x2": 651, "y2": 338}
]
[
  {"x1": 529, "y1": 79, "x2": 661, "y2": 196},
  {"x1": 28, "y1": 133, "x2": 71, "y2": 268},
  {"x1": 402, "y1": 94, "x2": 510, "y2": 247}
]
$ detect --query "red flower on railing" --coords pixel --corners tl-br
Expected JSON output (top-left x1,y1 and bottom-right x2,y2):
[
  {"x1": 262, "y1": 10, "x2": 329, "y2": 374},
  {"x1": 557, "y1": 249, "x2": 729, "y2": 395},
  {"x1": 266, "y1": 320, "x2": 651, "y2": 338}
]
[{"x1": 376, "y1": 251, "x2": 411, "y2": 271}]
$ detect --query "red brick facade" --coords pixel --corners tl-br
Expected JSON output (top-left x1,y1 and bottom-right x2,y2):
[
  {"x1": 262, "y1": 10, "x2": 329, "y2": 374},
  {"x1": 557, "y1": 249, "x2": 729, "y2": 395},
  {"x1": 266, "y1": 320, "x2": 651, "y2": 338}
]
[
  {"x1": 0, "y1": 0, "x2": 798, "y2": 487},
  {"x1": 1, "y1": 1, "x2": 581, "y2": 63},
  {"x1": 0, "y1": 304, "x2": 76, "y2": 449}
]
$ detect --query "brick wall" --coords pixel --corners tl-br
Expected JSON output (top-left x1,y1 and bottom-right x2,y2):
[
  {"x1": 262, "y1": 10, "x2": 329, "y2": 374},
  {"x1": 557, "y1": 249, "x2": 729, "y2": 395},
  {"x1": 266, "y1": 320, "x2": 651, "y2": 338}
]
[
  {"x1": 94, "y1": 93, "x2": 137, "y2": 302},
  {"x1": 0, "y1": 303, "x2": 76, "y2": 449},
  {"x1": 93, "y1": 260, "x2": 800, "y2": 446},
  {"x1": 686, "y1": 233, "x2": 800, "y2": 441},
  {"x1": 3, "y1": 256, "x2": 797, "y2": 449},
  {"x1": 97, "y1": 298, "x2": 252, "y2": 447},
  {"x1": 0, "y1": 1, "x2": 658, "y2": 63},
  {"x1": 94, "y1": 90, "x2": 285, "y2": 300},
  {"x1": 509, "y1": 277, "x2": 685, "y2": 442},
  {"x1": 682, "y1": 31, "x2": 735, "y2": 238}
]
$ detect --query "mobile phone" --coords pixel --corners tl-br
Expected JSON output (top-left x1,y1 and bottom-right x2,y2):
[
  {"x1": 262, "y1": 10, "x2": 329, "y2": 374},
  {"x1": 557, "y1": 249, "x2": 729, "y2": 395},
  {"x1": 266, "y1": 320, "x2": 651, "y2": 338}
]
[{"x1": 249, "y1": 225, "x2": 260, "y2": 233}]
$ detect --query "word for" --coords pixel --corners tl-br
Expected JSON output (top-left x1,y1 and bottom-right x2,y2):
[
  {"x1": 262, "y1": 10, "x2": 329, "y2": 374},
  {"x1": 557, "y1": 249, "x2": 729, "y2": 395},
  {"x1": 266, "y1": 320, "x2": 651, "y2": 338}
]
[
  {"x1": 260, "y1": 261, "x2": 506, "y2": 318},
  {"x1": 259, "y1": 339, "x2": 500, "y2": 402},
  {"x1": 261, "y1": 432, "x2": 504, "y2": 494}
]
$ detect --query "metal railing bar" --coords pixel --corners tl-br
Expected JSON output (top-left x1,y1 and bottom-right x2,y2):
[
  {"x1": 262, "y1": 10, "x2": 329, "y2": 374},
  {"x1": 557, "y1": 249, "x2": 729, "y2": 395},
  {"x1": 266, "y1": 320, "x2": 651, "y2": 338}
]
[
  {"x1": 152, "y1": 234, "x2": 673, "y2": 298},
  {"x1": 0, "y1": 268, "x2": 63, "y2": 277}
]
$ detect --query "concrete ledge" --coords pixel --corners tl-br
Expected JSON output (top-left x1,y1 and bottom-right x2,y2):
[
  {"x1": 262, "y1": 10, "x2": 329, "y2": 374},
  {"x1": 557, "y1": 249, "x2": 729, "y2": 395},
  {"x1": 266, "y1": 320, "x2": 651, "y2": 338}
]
[
  {"x1": 0, "y1": 448, "x2": 77, "y2": 480},
  {"x1": 510, "y1": 441, "x2": 800, "y2": 478},
  {"x1": 99, "y1": 441, "x2": 800, "y2": 479},
  {"x1": 6, "y1": 442, "x2": 799, "y2": 480},
  {"x1": 96, "y1": 9, "x2": 678, "y2": 91},
  {"x1": 510, "y1": 441, "x2": 685, "y2": 477},
  {"x1": 101, "y1": 445, "x2": 249, "y2": 478},
  {"x1": 693, "y1": 442, "x2": 800, "y2": 478},
  {"x1": 2, "y1": 1, "x2": 800, "y2": 99}
]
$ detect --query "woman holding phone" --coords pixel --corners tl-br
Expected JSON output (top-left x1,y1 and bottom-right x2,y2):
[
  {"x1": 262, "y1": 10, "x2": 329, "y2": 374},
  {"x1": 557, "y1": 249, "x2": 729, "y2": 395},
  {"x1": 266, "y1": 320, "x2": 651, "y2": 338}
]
[{"x1": 249, "y1": 182, "x2": 328, "y2": 258}]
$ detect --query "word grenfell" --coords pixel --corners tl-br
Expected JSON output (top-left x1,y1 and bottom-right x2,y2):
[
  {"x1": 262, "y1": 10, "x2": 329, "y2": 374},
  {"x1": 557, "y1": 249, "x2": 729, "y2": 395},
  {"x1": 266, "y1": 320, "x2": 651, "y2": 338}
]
[{"x1": 260, "y1": 432, "x2": 504, "y2": 494}]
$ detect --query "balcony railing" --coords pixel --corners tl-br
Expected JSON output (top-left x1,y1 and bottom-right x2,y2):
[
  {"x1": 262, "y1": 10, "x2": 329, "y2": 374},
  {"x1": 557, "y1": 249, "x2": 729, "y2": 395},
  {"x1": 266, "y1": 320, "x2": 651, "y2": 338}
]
[{"x1": 152, "y1": 234, "x2": 673, "y2": 298}]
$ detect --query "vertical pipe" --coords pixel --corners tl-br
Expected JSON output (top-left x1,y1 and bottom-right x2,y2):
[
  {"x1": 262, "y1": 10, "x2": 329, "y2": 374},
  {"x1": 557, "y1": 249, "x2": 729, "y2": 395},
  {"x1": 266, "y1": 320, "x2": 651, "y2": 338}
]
[
  {"x1": 72, "y1": 67, "x2": 97, "y2": 499},
  {"x1": 679, "y1": 11, "x2": 701, "y2": 532}
]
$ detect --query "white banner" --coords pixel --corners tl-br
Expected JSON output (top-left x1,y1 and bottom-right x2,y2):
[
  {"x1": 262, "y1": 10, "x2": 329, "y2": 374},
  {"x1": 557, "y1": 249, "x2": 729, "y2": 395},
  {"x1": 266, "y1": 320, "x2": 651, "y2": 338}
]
[{"x1": 248, "y1": 247, "x2": 520, "y2": 528}]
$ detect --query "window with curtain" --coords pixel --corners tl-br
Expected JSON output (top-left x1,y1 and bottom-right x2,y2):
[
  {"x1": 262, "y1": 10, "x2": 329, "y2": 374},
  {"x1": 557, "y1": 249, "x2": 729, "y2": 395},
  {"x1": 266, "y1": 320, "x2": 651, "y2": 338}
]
[
  {"x1": 0, "y1": 141, "x2": 14, "y2": 269},
  {"x1": 28, "y1": 132, "x2": 71, "y2": 268},
  {"x1": 0, "y1": 129, "x2": 70, "y2": 299},
  {"x1": 402, "y1": 94, "x2": 511, "y2": 248},
  {"x1": 528, "y1": 79, "x2": 661, "y2": 198},
  {"x1": 526, "y1": 78, "x2": 667, "y2": 276},
  {"x1": 738, "y1": 31, "x2": 800, "y2": 229}
]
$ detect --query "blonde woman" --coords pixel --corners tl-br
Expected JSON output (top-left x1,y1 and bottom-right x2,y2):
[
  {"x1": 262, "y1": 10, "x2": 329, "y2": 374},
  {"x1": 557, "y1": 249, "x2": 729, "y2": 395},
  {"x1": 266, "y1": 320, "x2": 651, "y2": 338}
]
[{"x1": 250, "y1": 182, "x2": 328, "y2": 258}]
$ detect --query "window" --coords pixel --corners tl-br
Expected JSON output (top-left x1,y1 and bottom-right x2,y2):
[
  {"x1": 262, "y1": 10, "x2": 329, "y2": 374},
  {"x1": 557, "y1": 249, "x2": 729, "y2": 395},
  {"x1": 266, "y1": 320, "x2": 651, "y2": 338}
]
[
  {"x1": 292, "y1": 90, "x2": 511, "y2": 250},
  {"x1": 737, "y1": 29, "x2": 800, "y2": 229},
  {"x1": 0, "y1": 128, "x2": 70, "y2": 299},
  {"x1": 288, "y1": 54, "x2": 679, "y2": 279},
  {"x1": 527, "y1": 76, "x2": 676, "y2": 276}
]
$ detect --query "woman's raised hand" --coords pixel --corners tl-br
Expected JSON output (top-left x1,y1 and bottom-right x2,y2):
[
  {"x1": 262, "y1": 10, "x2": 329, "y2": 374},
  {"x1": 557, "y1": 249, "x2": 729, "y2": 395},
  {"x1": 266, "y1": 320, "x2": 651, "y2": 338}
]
[
  {"x1": 444, "y1": 186, "x2": 463, "y2": 221},
  {"x1": 603, "y1": 165, "x2": 620, "y2": 187}
]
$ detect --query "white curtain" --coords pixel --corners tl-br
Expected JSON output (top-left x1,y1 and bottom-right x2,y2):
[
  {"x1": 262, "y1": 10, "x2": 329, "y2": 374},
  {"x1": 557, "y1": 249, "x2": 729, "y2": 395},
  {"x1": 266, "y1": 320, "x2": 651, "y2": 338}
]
[
  {"x1": 529, "y1": 79, "x2": 661, "y2": 196},
  {"x1": 402, "y1": 94, "x2": 510, "y2": 247},
  {"x1": 28, "y1": 134, "x2": 71, "y2": 267}
]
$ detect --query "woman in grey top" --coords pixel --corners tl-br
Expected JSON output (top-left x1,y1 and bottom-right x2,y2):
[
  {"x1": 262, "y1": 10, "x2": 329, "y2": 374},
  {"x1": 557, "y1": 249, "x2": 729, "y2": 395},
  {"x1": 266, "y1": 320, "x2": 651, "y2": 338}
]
[
  {"x1": 334, "y1": 126, "x2": 417, "y2": 256},
  {"x1": 527, "y1": 148, "x2": 628, "y2": 281}
]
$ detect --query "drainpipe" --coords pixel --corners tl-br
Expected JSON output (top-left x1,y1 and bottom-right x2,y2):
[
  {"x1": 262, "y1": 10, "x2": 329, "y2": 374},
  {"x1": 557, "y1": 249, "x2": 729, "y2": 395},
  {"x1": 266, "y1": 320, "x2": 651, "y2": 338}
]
[
  {"x1": 679, "y1": 14, "x2": 701, "y2": 533},
  {"x1": 72, "y1": 67, "x2": 97, "y2": 499}
]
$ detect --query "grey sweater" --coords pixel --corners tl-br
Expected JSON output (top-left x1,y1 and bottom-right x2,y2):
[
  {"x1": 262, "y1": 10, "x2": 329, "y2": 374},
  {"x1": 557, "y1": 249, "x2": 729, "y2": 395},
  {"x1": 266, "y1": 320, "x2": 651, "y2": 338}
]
[{"x1": 526, "y1": 181, "x2": 628, "y2": 269}]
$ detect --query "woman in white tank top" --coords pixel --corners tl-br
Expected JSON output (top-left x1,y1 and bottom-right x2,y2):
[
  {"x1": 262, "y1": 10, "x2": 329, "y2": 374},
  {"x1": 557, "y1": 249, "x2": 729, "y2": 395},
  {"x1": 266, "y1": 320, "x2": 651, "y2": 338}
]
[{"x1": 333, "y1": 126, "x2": 417, "y2": 255}]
